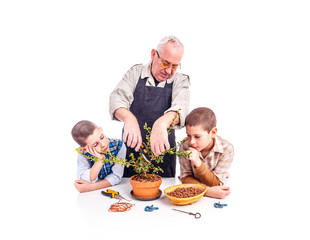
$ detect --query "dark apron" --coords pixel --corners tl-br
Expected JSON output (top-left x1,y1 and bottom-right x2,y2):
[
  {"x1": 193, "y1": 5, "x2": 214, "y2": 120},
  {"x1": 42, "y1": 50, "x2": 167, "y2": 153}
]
[{"x1": 123, "y1": 76, "x2": 176, "y2": 177}]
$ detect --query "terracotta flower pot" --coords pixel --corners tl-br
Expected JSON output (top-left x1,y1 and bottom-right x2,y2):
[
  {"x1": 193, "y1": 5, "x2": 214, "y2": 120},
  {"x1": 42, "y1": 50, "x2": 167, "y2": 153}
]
[{"x1": 130, "y1": 174, "x2": 162, "y2": 199}]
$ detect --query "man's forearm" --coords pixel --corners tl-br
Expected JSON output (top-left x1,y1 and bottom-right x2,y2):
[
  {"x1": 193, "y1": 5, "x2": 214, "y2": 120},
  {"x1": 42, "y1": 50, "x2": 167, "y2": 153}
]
[
  {"x1": 154, "y1": 111, "x2": 180, "y2": 129},
  {"x1": 114, "y1": 107, "x2": 136, "y2": 124}
]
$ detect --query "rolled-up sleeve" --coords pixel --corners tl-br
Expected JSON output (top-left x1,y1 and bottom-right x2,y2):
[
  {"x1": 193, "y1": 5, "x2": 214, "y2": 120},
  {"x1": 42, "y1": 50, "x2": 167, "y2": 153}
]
[
  {"x1": 109, "y1": 65, "x2": 142, "y2": 120},
  {"x1": 77, "y1": 154, "x2": 98, "y2": 183},
  {"x1": 165, "y1": 73, "x2": 190, "y2": 128},
  {"x1": 109, "y1": 63, "x2": 190, "y2": 126},
  {"x1": 104, "y1": 143, "x2": 126, "y2": 186}
]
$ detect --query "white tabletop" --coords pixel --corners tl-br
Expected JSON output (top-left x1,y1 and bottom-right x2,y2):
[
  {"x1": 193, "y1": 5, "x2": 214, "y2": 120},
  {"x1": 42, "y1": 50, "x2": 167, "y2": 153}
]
[{"x1": 75, "y1": 177, "x2": 233, "y2": 236}]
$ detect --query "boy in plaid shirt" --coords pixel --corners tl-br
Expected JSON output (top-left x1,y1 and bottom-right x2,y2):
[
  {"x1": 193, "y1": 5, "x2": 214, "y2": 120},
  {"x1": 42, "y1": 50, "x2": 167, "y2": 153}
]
[
  {"x1": 179, "y1": 107, "x2": 234, "y2": 199},
  {"x1": 72, "y1": 120, "x2": 126, "y2": 193}
]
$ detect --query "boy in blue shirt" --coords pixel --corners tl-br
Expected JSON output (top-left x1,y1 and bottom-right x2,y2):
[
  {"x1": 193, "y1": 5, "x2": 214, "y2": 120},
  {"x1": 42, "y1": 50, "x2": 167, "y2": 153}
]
[{"x1": 72, "y1": 120, "x2": 126, "y2": 193}]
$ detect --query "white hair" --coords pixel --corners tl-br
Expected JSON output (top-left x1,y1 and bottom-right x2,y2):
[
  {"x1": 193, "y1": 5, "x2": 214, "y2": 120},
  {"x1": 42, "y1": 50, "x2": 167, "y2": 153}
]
[{"x1": 156, "y1": 35, "x2": 184, "y2": 52}]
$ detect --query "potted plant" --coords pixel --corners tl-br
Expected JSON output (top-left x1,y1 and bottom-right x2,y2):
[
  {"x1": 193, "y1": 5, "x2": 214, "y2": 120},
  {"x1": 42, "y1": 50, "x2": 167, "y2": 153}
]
[
  {"x1": 126, "y1": 122, "x2": 177, "y2": 200},
  {"x1": 76, "y1": 110, "x2": 189, "y2": 200}
]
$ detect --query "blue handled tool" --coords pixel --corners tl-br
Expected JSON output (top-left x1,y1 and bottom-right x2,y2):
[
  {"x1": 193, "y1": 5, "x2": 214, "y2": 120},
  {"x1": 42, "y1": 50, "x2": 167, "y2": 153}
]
[
  {"x1": 144, "y1": 205, "x2": 159, "y2": 212},
  {"x1": 214, "y1": 201, "x2": 228, "y2": 208}
]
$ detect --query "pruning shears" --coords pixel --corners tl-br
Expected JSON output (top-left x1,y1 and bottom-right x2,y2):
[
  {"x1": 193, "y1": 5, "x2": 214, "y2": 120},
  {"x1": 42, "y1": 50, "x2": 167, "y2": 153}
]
[
  {"x1": 139, "y1": 142, "x2": 151, "y2": 163},
  {"x1": 101, "y1": 189, "x2": 123, "y2": 199}
]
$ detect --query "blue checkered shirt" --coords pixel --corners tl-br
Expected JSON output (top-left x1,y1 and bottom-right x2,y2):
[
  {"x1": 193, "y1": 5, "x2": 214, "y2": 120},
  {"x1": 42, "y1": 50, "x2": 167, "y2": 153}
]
[{"x1": 81, "y1": 138, "x2": 123, "y2": 179}]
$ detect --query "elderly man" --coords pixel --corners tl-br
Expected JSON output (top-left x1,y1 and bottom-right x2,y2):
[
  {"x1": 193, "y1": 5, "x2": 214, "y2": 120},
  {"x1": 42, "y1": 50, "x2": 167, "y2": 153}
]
[{"x1": 109, "y1": 36, "x2": 190, "y2": 177}]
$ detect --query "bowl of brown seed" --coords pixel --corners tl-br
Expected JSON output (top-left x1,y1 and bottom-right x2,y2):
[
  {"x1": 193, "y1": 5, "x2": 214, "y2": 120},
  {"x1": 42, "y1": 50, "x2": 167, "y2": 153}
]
[{"x1": 164, "y1": 184, "x2": 207, "y2": 205}]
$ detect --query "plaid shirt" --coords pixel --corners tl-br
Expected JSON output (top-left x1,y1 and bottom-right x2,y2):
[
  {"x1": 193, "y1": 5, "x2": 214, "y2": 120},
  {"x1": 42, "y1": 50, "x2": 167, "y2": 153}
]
[
  {"x1": 179, "y1": 135, "x2": 234, "y2": 185},
  {"x1": 82, "y1": 138, "x2": 123, "y2": 179}
]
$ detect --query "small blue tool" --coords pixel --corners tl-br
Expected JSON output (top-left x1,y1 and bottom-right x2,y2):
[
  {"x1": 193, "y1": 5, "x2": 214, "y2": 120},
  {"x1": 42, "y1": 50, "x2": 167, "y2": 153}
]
[
  {"x1": 144, "y1": 205, "x2": 159, "y2": 212},
  {"x1": 214, "y1": 201, "x2": 228, "y2": 208}
]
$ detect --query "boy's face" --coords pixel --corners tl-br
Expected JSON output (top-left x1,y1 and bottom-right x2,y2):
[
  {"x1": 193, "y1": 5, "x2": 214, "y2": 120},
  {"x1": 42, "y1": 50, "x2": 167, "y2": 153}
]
[
  {"x1": 84, "y1": 127, "x2": 109, "y2": 154},
  {"x1": 186, "y1": 125, "x2": 217, "y2": 152}
]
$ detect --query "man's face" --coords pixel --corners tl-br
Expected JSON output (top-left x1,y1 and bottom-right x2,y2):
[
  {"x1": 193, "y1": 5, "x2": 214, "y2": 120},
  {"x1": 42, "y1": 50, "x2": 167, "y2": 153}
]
[
  {"x1": 84, "y1": 127, "x2": 109, "y2": 154},
  {"x1": 186, "y1": 125, "x2": 216, "y2": 152},
  {"x1": 151, "y1": 42, "x2": 184, "y2": 82}
]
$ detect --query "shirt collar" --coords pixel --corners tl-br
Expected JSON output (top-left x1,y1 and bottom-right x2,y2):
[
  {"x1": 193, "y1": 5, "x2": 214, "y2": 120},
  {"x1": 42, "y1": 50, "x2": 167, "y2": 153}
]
[
  {"x1": 199, "y1": 135, "x2": 224, "y2": 159},
  {"x1": 140, "y1": 61, "x2": 152, "y2": 79},
  {"x1": 213, "y1": 135, "x2": 224, "y2": 153},
  {"x1": 141, "y1": 61, "x2": 175, "y2": 85}
]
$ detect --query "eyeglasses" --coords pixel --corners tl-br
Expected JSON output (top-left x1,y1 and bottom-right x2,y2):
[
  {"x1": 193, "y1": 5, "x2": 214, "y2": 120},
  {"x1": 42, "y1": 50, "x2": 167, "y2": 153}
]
[{"x1": 155, "y1": 51, "x2": 181, "y2": 71}]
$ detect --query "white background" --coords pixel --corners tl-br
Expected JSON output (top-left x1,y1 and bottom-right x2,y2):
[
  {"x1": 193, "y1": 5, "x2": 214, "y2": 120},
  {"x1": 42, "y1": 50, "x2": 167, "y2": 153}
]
[{"x1": 1, "y1": 0, "x2": 309, "y2": 239}]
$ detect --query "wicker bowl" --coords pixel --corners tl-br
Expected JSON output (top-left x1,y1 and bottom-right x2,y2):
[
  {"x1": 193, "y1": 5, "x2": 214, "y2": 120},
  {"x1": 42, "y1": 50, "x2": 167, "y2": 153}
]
[{"x1": 164, "y1": 184, "x2": 207, "y2": 205}]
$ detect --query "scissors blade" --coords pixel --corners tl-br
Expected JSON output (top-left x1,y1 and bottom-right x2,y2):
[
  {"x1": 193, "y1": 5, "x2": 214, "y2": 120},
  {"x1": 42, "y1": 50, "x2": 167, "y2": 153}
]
[
  {"x1": 114, "y1": 194, "x2": 123, "y2": 199},
  {"x1": 139, "y1": 148, "x2": 151, "y2": 163},
  {"x1": 141, "y1": 152, "x2": 151, "y2": 163}
]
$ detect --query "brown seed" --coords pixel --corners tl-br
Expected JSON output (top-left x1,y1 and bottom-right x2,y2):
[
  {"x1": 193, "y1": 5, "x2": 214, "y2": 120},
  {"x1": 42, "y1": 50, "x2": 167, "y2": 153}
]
[{"x1": 167, "y1": 187, "x2": 204, "y2": 198}]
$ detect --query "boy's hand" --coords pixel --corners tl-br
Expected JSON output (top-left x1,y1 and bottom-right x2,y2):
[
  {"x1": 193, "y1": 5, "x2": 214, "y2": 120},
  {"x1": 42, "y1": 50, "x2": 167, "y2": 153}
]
[
  {"x1": 187, "y1": 147, "x2": 202, "y2": 168},
  {"x1": 74, "y1": 180, "x2": 93, "y2": 193},
  {"x1": 205, "y1": 186, "x2": 230, "y2": 199},
  {"x1": 80, "y1": 146, "x2": 105, "y2": 160}
]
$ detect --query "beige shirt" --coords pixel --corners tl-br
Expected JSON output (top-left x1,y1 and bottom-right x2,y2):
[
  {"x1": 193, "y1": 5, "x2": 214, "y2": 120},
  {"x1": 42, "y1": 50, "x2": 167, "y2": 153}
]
[
  {"x1": 109, "y1": 61, "x2": 190, "y2": 128},
  {"x1": 179, "y1": 135, "x2": 234, "y2": 185}
]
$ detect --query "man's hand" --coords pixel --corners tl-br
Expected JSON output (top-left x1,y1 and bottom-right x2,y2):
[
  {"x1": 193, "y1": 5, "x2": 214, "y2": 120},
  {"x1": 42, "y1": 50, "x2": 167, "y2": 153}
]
[
  {"x1": 150, "y1": 121, "x2": 170, "y2": 156},
  {"x1": 123, "y1": 118, "x2": 142, "y2": 152},
  {"x1": 150, "y1": 111, "x2": 180, "y2": 156},
  {"x1": 187, "y1": 147, "x2": 202, "y2": 168},
  {"x1": 114, "y1": 108, "x2": 142, "y2": 152}
]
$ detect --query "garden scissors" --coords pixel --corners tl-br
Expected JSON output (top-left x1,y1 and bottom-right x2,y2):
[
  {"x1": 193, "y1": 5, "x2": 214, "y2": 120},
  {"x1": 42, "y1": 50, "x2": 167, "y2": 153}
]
[
  {"x1": 101, "y1": 189, "x2": 123, "y2": 199},
  {"x1": 172, "y1": 208, "x2": 201, "y2": 219},
  {"x1": 139, "y1": 143, "x2": 151, "y2": 163}
]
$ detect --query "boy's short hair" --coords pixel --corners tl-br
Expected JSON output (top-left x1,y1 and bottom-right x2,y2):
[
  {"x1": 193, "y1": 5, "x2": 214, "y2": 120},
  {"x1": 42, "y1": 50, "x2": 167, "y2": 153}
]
[
  {"x1": 71, "y1": 120, "x2": 97, "y2": 146},
  {"x1": 185, "y1": 107, "x2": 217, "y2": 133}
]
